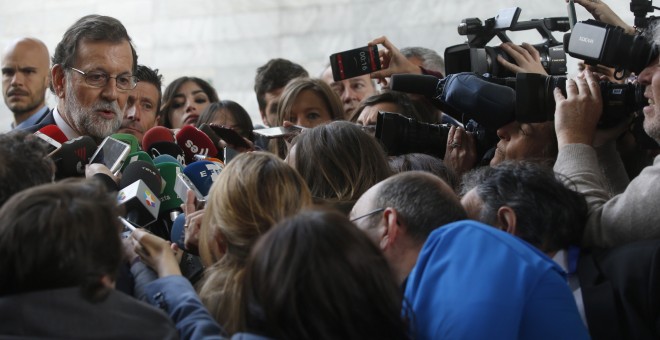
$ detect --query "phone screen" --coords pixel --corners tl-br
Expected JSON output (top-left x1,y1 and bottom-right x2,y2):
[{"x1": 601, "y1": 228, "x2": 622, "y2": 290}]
[
  {"x1": 253, "y1": 126, "x2": 302, "y2": 139},
  {"x1": 90, "y1": 137, "x2": 131, "y2": 173},
  {"x1": 34, "y1": 132, "x2": 62, "y2": 156},
  {"x1": 329, "y1": 45, "x2": 382, "y2": 82}
]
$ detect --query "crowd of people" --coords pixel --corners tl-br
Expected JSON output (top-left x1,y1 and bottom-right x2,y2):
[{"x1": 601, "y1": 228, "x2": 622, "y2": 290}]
[{"x1": 1, "y1": 0, "x2": 659, "y2": 339}]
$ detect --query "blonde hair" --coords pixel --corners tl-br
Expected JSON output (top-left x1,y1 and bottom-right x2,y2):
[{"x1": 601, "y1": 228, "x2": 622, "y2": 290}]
[{"x1": 197, "y1": 151, "x2": 312, "y2": 334}]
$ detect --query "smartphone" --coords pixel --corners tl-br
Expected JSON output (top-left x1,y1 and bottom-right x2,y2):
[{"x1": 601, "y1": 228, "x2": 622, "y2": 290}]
[
  {"x1": 208, "y1": 124, "x2": 251, "y2": 149},
  {"x1": 34, "y1": 131, "x2": 62, "y2": 157},
  {"x1": 89, "y1": 136, "x2": 131, "y2": 173},
  {"x1": 329, "y1": 45, "x2": 382, "y2": 82},
  {"x1": 174, "y1": 172, "x2": 206, "y2": 204},
  {"x1": 118, "y1": 216, "x2": 136, "y2": 239},
  {"x1": 567, "y1": 0, "x2": 577, "y2": 29},
  {"x1": 253, "y1": 125, "x2": 303, "y2": 139},
  {"x1": 224, "y1": 146, "x2": 240, "y2": 164}
]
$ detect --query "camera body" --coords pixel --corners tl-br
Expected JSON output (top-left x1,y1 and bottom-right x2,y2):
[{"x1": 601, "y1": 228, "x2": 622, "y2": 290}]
[
  {"x1": 445, "y1": 7, "x2": 569, "y2": 77},
  {"x1": 564, "y1": 19, "x2": 658, "y2": 75}
]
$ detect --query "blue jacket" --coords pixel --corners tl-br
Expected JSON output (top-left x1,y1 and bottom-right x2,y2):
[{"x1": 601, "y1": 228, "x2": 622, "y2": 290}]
[{"x1": 404, "y1": 220, "x2": 590, "y2": 340}]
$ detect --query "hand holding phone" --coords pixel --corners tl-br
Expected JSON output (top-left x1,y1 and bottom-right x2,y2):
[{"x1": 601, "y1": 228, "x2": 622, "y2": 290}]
[
  {"x1": 207, "y1": 124, "x2": 252, "y2": 149},
  {"x1": 329, "y1": 45, "x2": 382, "y2": 82},
  {"x1": 253, "y1": 125, "x2": 303, "y2": 139},
  {"x1": 89, "y1": 137, "x2": 131, "y2": 173}
]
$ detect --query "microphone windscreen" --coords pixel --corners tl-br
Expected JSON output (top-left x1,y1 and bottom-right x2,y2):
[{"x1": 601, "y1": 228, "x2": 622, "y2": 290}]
[
  {"x1": 142, "y1": 126, "x2": 175, "y2": 151},
  {"x1": 156, "y1": 162, "x2": 184, "y2": 213},
  {"x1": 37, "y1": 125, "x2": 68, "y2": 143},
  {"x1": 51, "y1": 136, "x2": 97, "y2": 179},
  {"x1": 183, "y1": 160, "x2": 223, "y2": 197},
  {"x1": 153, "y1": 154, "x2": 183, "y2": 166},
  {"x1": 198, "y1": 124, "x2": 221, "y2": 148},
  {"x1": 176, "y1": 125, "x2": 218, "y2": 165},
  {"x1": 121, "y1": 151, "x2": 154, "y2": 173},
  {"x1": 112, "y1": 133, "x2": 140, "y2": 154},
  {"x1": 170, "y1": 213, "x2": 187, "y2": 250},
  {"x1": 147, "y1": 141, "x2": 186, "y2": 165},
  {"x1": 120, "y1": 160, "x2": 162, "y2": 194}
]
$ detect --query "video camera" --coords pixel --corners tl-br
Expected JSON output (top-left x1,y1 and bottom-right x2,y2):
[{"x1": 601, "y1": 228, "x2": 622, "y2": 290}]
[
  {"x1": 630, "y1": 0, "x2": 659, "y2": 29},
  {"x1": 445, "y1": 7, "x2": 569, "y2": 77},
  {"x1": 564, "y1": 19, "x2": 658, "y2": 78}
]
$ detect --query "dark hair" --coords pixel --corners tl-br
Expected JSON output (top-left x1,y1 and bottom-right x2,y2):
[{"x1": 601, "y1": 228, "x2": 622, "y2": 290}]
[
  {"x1": 244, "y1": 209, "x2": 410, "y2": 340},
  {"x1": 51, "y1": 14, "x2": 137, "y2": 93},
  {"x1": 135, "y1": 64, "x2": 163, "y2": 114},
  {"x1": 196, "y1": 100, "x2": 255, "y2": 141},
  {"x1": 389, "y1": 153, "x2": 459, "y2": 192},
  {"x1": 371, "y1": 171, "x2": 467, "y2": 244},
  {"x1": 291, "y1": 121, "x2": 392, "y2": 205},
  {"x1": 254, "y1": 58, "x2": 308, "y2": 111},
  {"x1": 352, "y1": 90, "x2": 423, "y2": 123},
  {"x1": 159, "y1": 76, "x2": 220, "y2": 128},
  {"x1": 0, "y1": 131, "x2": 54, "y2": 207},
  {"x1": 0, "y1": 179, "x2": 123, "y2": 300},
  {"x1": 460, "y1": 161, "x2": 586, "y2": 253}
]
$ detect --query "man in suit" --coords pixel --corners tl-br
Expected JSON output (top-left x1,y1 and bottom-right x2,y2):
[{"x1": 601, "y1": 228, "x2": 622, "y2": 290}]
[
  {"x1": 1, "y1": 37, "x2": 50, "y2": 130},
  {"x1": 23, "y1": 15, "x2": 138, "y2": 144}
]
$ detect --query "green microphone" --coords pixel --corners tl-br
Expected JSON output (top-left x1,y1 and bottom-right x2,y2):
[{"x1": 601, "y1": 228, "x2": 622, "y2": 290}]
[
  {"x1": 112, "y1": 133, "x2": 140, "y2": 153},
  {"x1": 155, "y1": 162, "x2": 184, "y2": 215},
  {"x1": 121, "y1": 151, "x2": 154, "y2": 173}
]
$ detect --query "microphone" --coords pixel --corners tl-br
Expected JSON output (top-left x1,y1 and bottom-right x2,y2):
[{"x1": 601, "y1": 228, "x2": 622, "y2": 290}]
[
  {"x1": 121, "y1": 151, "x2": 154, "y2": 173},
  {"x1": 183, "y1": 160, "x2": 223, "y2": 197},
  {"x1": 117, "y1": 160, "x2": 162, "y2": 227},
  {"x1": 198, "y1": 124, "x2": 221, "y2": 149},
  {"x1": 170, "y1": 213, "x2": 187, "y2": 250},
  {"x1": 153, "y1": 154, "x2": 183, "y2": 166},
  {"x1": 147, "y1": 141, "x2": 186, "y2": 165},
  {"x1": 36, "y1": 125, "x2": 68, "y2": 143},
  {"x1": 142, "y1": 126, "x2": 175, "y2": 151},
  {"x1": 156, "y1": 162, "x2": 184, "y2": 219},
  {"x1": 50, "y1": 136, "x2": 97, "y2": 179},
  {"x1": 390, "y1": 73, "x2": 516, "y2": 129},
  {"x1": 176, "y1": 125, "x2": 218, "y2": 165},
  {"x1": 111, "y1": 133, "x2": 140, "y2": 154}
]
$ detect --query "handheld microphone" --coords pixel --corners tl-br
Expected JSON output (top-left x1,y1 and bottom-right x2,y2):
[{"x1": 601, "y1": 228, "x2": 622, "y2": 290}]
[
  {"x1": 183, "y1": 160, "x2": 223, "y2": 197},
  {"x1": 147, "y1": 141, "x2": 186, "y2": 165},
  {"x1": 390, "y1": 73, "x2": 516, "y2": 129},
  {"x1": 36, "y1": 125, "x2": 68, "y2": 143},
  {"x1": 156, "y1": 162, "x2": 184, "y2": 218},
  {"x1": 198, "y1": 124, "x2": 221, "y2": 149},
  {"x1": 118, "y1": 160, "x2": 162, "y2": 227},
  {"x1": 111, "y1": 133, "x2": 140, "y2": 154},
  {"x1": 121, "y1": 151, "x2": 154, "y2": 173},
  {"x1": 153, "y1": 154, "x2": 183, "y2": 166},
  {"x1": 170, "y1": 213, "x2": 187, "y2": 250},
  {"x1": 50, "y1": 136, "x2": 97, "y2": 179},
  {"x1": 176, "y1": 125, "x2": 218, "y2": 165},
  {"x1": 142, "y1": 126, "x2": 175, "y2": 151}
]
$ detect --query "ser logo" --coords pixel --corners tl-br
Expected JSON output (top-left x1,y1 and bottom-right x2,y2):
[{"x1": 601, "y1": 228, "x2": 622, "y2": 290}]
[{"x1": 185, "y1": 139, "x2": 210, "y2": 156}]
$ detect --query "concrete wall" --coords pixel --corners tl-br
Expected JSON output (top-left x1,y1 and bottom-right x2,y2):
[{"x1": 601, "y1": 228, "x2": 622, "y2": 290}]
[{"x1": 0, "y1": 0, "x2": 635, "y2": 132}]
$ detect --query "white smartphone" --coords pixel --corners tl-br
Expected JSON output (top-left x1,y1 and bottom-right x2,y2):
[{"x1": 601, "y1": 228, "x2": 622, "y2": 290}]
[
  {"x1": 118, "y1": 216, "x2": 136, "y2": 239},
  {"x1": 174, "y1": 172, "x2": 206, "y2": 204},
  {"x1": 34, "y1": 131, "x2": 62, "y2": 157},
  {"x1": 89, "y1": 136, "x2": 131, "y2": 173},
  {"x1": 253, "y1": 125, "x2": 303, "y2": 139}
]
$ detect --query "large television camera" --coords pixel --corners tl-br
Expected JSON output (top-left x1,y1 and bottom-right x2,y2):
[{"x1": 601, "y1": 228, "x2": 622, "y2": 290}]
[{"x1": 445, "y1": 7, "x2": 570, "y2": 77}]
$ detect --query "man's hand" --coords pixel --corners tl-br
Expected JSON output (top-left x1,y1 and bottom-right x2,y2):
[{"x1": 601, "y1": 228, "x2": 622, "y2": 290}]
[
  {"x1": 132, "y1": 228, "x2": 182, "y2": 278},
  {"x1": 368, "y1": 36, "x2": 422, "y2": 86},
  {"x1": 497, "y1": 42, "x2": 548, "y2": 75},
  {"x1": 569, "y1": 0, "x2": 635, "y2": 34},
  {"x1": 554, "y1": 71, "x2": 604, "y2": 147}
]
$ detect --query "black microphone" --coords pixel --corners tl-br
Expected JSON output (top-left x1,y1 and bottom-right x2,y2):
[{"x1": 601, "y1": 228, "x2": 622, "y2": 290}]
[
  {"x1": 390, "y1": 73, "x2": 516, "y2": 129},
  {"x1": 50, "y1": 136, "x2": 97, "y2": 179},
  {"x1": 117, "y1": 160, "x2": 162, "y2": 227},
  {"x1": 147, "y1": 141, "x2": 186, "y2": 165}
]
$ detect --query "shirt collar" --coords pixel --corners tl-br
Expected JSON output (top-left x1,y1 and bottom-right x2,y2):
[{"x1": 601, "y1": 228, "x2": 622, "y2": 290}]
[
  {"x1": 13, "y1": 106, "x2": 49, "y2": 130},
  {"x1": 53, "y1": 107, "x2": 80, "y2": 140}
]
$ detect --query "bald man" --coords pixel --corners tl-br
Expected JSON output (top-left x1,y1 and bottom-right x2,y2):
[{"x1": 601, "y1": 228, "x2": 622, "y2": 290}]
[{"x1": 1, "y1": 37, "x2": 51, "y2": 129}]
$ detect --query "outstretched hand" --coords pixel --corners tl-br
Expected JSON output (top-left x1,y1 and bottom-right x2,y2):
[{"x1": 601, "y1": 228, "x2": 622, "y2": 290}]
[
  {"x1": 569, "y1": 0, "x2": 635, "y2": 34},
  {"x1": 368, "y1": 36, "x2": 422, "y2": 86},
  {"x1": 497, "y1": 42, "x2": 547, "y2": 75},
  {"x1": 554, "y1": 71, "x2": 604, "y2": 147}
]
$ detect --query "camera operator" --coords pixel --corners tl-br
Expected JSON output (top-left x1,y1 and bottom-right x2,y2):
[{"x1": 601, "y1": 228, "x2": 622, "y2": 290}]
[{"x1": 553, "y1": 41, "x2": 660, "y2": 248}]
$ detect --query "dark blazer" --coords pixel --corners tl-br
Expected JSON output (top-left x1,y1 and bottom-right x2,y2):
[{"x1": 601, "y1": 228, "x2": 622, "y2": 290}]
[
  {"x1": 20, "y1": 108, "x2": 56, "y2": 133},
  {"x1": 579, "y1": 239, "x2": 660, "y2": 340}
]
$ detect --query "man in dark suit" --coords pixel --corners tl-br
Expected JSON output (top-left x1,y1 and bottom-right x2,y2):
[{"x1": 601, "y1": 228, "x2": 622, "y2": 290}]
[
  {"x1": 1, "y1": 37, "x2": 50, "y2": 130},
  {"x1": 23, "y1": 15, "x2": 138, "y2": 144}
]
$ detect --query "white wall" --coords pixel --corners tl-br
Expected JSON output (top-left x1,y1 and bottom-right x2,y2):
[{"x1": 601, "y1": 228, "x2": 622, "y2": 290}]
[{"x1": 0, "y1": 0, "x2": 635, "y2": 132}]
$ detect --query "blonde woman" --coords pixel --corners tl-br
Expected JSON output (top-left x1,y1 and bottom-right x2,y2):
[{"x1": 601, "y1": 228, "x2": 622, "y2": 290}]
[{"x1": 195, "y1": 151, "x2": 312, "y2": 334}]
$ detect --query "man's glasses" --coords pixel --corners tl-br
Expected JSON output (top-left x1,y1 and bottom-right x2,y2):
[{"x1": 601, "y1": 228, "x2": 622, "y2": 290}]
[
  {"x1": 69, "y1": 67, "x2": 138, "y2": 90},
  {"x1": 350, "y1": 208, "x2": 385, "y2": 222}
]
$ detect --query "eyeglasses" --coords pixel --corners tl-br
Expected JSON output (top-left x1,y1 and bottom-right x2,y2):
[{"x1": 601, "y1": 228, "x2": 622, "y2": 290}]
[
  {"x1": 350, "y1": 207, "x2": 385, "y2": 222},
  {"x1": 69, "y1": 67, "x2": 138, "y2": 90}
]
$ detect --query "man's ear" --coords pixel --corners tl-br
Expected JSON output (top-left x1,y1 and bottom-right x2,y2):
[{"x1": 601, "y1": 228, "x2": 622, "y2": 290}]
[
  {"x1": 51, "y1": 64, "x2": 66, "y2": 98},
  {"x1": 496, "y1": 205, "x2": 518, "y2": 236},
  {"x1": 380, "y1": 207, "x2": 401, "y2": 251}
]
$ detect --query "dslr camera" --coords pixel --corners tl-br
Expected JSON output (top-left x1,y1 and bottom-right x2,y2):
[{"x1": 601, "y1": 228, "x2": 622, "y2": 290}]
[{"x1": 445, "y1": 7, "x2": 569, "y2": 77}]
